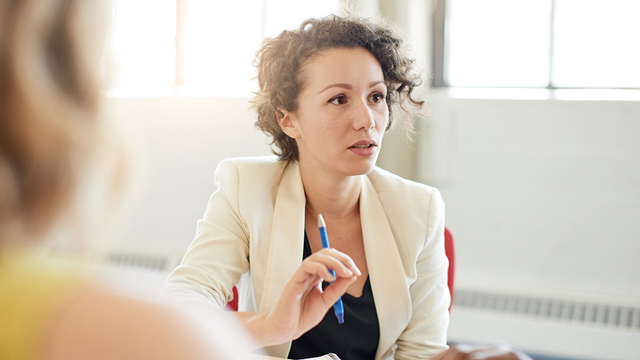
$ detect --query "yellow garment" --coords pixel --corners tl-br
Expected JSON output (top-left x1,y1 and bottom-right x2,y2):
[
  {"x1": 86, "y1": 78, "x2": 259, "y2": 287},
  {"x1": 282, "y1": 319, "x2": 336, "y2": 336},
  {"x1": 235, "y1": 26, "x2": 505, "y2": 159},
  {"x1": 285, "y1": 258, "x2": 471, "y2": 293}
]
[{"x1": 0, "y1": 251, "x2": 83, "y2": 360}]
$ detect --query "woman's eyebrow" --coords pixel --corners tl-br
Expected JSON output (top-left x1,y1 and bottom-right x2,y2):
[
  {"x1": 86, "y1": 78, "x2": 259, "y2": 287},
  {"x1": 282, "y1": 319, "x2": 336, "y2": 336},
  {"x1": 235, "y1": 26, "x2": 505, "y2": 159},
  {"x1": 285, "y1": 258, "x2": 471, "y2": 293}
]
[
  {"x1": 318, "y1": 80, "x2": 385, "y2": 94},
  {"x1": 318, "y1": 83, "x2": 352, "y2": 93}
]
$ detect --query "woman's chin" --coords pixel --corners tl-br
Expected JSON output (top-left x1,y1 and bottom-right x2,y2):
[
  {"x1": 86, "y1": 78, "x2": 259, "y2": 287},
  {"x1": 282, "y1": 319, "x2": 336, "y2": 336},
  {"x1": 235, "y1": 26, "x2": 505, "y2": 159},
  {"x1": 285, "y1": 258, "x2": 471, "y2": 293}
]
[{"x1": 343, "y1": 158, "x2": 378, "y2": 177}]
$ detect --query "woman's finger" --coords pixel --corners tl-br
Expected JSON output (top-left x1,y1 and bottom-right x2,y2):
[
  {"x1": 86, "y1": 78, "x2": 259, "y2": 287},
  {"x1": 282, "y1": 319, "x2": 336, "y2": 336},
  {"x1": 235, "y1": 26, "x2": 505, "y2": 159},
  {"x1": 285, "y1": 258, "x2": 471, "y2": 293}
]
[
  {"x1": 302, "y1": 249, "x2": 360, "y2": 280},
  {"x1": 321, "y1": 275, "x2": 358, "y2": 305},
  {"x1": 300, "y1": 260, "x2": 339, "y2": 284},
  {"x1": 315, "y1": 248, "x2": 361, "y2": 276},
  {"x1": 284, "y1": 261, "x2": 342, "y2": 296}
]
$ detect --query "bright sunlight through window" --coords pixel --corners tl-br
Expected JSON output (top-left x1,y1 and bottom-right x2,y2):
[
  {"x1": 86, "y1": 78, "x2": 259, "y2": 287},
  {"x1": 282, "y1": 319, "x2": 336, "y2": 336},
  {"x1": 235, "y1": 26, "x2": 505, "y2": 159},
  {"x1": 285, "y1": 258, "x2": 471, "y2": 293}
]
[
  {"x1": 109, "y1": 0, "x2": 176, "y2": 92},
  {"x1": 445, "y1": 0, "x2": 640, "y2": 89},
  {"x1": 107, "y1": 0, "x2": 339, "y2": 97},
  {"x1": 552, "y1": 0, "x2": 640, "y2": 88},
  {"x1": 446, "y1": 0, "x2": 551, "y2": 88}
]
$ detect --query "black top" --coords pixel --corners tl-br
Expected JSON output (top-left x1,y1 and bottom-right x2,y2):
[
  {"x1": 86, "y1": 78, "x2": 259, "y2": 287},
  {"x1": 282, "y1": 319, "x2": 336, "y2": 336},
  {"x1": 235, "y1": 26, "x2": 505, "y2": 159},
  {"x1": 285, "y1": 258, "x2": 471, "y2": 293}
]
[{"x1": 288, "y1": 231, "x2": 380, "y2": 360}]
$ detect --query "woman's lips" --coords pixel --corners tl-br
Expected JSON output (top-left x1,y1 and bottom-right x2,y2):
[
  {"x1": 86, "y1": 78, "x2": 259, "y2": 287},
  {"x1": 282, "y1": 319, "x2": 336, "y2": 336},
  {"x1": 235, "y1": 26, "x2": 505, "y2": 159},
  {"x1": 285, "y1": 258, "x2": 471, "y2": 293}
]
[{"x1": 348, "y1": 143, "x2": 377, "y2": 156}]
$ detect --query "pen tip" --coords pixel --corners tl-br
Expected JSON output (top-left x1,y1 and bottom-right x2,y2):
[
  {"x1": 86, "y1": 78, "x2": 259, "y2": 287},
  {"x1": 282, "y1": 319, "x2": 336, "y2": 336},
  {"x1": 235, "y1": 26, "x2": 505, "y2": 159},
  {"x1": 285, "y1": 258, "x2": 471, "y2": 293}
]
[{"x1": 318, "y1": 213, "x2": 326, "y2": 228}]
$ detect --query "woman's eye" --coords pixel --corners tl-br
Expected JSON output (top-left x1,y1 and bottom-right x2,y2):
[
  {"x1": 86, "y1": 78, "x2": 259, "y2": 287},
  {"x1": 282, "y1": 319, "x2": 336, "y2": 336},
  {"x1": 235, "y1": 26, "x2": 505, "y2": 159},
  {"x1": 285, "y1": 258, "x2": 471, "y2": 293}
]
[
  {"x1": 370, "y1": 92, "x2": 384, "y2": 103},
  {"x1": 329, "y1": 95, "x2": 347, "y2": 105}
]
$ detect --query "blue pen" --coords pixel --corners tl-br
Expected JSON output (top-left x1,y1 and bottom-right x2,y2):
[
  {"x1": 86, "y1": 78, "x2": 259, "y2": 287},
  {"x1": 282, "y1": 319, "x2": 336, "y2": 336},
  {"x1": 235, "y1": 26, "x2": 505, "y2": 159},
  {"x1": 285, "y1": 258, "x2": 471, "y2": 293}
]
[{"x1": 317, "y1": 214, "x2": 345, "y2": 324}]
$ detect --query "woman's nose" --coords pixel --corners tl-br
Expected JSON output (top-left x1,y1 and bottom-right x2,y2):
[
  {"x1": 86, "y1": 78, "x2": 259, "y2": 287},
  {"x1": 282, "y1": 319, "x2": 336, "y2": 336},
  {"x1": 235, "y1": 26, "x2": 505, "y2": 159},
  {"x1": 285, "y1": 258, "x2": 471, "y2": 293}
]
[{"x1": 353, "y1": 100, "x2": 376, "y2": 131}]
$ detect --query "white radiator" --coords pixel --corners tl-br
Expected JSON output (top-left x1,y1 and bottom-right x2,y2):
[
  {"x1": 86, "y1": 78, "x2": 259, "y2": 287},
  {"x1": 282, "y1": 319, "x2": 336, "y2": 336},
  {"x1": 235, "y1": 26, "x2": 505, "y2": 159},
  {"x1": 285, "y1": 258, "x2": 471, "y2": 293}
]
[
  {"x1": 95, "y1": 250, "x2": 179, "y2": 299},
  {"x1": 449, "y1": 289, "x2": 640, "y2": 360}
]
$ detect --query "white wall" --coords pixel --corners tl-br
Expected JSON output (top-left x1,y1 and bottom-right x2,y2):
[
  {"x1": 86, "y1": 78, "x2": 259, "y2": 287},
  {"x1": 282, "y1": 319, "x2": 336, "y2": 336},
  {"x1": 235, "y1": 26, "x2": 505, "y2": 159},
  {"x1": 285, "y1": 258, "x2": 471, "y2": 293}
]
[
  {"x1": 418, "y1": 90, "x2": 640, "y2": 304},
  {"x1": 104, "y1": 97, "x2": 273, "y2": 257}
]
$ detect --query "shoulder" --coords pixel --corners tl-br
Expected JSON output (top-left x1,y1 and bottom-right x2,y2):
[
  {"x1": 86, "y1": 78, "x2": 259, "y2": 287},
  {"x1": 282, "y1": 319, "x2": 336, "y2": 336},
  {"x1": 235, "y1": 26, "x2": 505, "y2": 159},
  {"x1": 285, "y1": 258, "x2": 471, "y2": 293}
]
[
  {"x1": 212, "y1": 156, "x2": 293, "y2": 214},
  {"x1": 367, "y1": 166, "x2": 443, "y2": 209},
  {"x1": 0, "y1": 257, "x2": 223, "y2": 360},
  {"x1": 215, "y1": 156, "x2": 287, "y2": 187},
  {"x1": 216, "y1": 155, "x2": 285, "y2": 174},
  {"x1": 41, "y1": 285, "x2": 242, "y2": 360},
  {"x1": 367, "y1": 167, "x2": 445, "y2": 245}
]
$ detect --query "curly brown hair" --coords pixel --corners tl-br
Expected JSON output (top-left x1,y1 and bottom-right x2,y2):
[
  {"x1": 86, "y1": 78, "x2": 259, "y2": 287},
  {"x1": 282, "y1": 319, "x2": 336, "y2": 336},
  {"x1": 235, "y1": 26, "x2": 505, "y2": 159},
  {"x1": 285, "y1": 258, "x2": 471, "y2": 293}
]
[{"x1": 251, "y1": 14, "x2": 425, "y2": 162}]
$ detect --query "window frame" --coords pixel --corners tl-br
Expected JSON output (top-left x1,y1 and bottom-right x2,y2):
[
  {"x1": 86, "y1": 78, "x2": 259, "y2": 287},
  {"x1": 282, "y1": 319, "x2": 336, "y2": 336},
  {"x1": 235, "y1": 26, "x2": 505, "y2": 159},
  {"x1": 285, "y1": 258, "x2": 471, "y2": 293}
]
[{"x1": 431, "y1": 0, "x2": 640, "y2": 91}]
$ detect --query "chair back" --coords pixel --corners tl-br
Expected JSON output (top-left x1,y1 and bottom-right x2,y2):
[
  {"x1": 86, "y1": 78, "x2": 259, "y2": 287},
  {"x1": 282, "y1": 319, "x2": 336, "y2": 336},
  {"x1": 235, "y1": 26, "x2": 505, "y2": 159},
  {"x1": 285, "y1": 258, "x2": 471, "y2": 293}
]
[
  {"x1": 444, "y1": 227, "x2": 455, "y2": 312},
  {"x1": 225, "y1": 286, "x2": 239, "y2": 311}
]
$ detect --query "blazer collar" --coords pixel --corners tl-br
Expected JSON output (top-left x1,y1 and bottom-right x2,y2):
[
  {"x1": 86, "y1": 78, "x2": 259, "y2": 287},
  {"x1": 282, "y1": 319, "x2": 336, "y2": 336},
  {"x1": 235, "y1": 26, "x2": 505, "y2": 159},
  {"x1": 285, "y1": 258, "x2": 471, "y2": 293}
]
[{"x1": 260, "y1": 160, "x2": 306, "y2": 313}]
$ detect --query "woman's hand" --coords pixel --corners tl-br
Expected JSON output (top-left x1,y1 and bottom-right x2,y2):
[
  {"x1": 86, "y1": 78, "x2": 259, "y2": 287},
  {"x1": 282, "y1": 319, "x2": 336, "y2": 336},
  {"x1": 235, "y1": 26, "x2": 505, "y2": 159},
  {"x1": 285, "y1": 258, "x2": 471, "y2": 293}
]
[
  {"x1": 243, "y1": 248, "x2": 360, "y2": 347},
  {"x1": 430, "y1": 344, "x2": 533, "y2": 360}
]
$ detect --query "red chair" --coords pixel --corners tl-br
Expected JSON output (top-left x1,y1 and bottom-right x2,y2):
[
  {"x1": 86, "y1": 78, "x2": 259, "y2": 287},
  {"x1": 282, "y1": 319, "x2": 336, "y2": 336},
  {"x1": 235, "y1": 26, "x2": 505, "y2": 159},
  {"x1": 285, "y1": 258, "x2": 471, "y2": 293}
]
[
  {"x1": 444, "y1": 227, "x2": 455, "y2": 312},
  {"x1": 226, "y1": 227, "x2": 455, "y2": 312},
  {"x1": 225, "y1": 286, "x2": 239, "y2": 311}
]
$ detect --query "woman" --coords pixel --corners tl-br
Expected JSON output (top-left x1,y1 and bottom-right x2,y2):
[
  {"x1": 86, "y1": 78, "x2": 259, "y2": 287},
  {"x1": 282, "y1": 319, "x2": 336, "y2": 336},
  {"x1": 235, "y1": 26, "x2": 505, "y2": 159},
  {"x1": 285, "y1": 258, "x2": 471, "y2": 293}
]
[
  {"x1": 0, "y1": 1, "x2": 250, "y2": 359},
  {"x1": 161, "y1": 14, "x2": 449, "y2": 360}
]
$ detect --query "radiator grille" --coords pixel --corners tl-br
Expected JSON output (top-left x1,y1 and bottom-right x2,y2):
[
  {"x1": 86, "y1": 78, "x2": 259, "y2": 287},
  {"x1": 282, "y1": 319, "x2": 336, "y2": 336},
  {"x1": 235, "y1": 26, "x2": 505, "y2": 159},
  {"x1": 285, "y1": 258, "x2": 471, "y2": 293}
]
[
  {"x1": 453, "y1": 290, "x2": 640, "y2": 331},
  {"x1": 104, "y1": 252, "x2": 172, "y2": 271}
]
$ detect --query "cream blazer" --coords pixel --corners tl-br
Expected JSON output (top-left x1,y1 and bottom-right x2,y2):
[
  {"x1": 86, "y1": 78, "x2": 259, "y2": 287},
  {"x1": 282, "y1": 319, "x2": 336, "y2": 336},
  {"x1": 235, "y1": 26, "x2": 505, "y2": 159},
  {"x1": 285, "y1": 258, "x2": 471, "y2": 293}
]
[{"x1": 160, "y1": 156, "x2": 450, "y2": 360}]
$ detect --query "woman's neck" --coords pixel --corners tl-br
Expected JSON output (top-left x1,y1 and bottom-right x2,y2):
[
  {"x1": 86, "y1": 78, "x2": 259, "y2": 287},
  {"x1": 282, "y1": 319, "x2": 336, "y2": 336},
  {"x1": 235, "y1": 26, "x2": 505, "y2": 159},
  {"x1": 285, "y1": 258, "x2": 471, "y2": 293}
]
[{"x1": 298, "y1": 162, "x2": 361, "y2": 219}]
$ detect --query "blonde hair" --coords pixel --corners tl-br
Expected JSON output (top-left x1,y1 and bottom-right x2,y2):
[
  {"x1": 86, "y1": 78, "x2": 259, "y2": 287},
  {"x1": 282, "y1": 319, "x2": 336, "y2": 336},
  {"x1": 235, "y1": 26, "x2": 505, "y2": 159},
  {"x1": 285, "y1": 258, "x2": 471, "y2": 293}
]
[{"x1": 0, "y1": 0, "x2": 109, "y2": 243}]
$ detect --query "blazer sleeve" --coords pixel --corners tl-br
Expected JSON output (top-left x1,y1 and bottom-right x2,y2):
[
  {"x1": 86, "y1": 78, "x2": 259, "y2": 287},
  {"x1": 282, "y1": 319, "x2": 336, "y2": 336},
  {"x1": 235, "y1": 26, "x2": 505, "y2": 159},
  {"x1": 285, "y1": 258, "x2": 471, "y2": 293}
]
[
  {"x1": 159, "y1": 160, "x2": 250, "y2": 308},
  {"x1": 394, "y1": 188, "x2": 450, "y2": 360}
]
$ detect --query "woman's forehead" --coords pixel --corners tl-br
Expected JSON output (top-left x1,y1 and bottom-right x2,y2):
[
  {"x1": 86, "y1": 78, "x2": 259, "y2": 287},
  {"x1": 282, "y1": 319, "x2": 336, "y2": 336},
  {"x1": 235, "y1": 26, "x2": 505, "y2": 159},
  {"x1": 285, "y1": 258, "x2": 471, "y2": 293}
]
[{"x1": 300, "y1": 47, "x2": 385, "y2": 90}]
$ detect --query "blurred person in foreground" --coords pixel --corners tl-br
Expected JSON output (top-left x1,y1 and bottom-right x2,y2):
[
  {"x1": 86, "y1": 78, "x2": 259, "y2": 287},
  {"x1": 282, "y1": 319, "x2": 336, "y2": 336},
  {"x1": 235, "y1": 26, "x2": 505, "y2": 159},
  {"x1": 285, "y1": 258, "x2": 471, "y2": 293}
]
[{"x1": 0, "y1": 1, "x2": 252, "y2": 359}]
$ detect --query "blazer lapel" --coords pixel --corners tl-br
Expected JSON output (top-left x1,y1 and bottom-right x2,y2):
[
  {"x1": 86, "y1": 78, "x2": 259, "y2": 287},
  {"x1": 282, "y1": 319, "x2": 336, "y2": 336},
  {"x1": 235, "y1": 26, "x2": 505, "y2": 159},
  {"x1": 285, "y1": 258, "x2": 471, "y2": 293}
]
[
  {"x1": 360, "y1": 175, "x2": 411, "y2": 360},
  {"x1": 259, "y1": 160, "x2": 306, "y2": 311},
  {"x1": 260, "y1": 160, "x2": 306, "y2": 357}
]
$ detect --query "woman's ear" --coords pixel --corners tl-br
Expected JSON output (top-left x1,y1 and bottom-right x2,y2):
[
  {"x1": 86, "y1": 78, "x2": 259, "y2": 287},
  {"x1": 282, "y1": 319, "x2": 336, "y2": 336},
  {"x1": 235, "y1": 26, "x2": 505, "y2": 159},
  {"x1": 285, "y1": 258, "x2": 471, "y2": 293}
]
[{"x1": 277, "y1": 108, "x2": 301, "y2": 139}]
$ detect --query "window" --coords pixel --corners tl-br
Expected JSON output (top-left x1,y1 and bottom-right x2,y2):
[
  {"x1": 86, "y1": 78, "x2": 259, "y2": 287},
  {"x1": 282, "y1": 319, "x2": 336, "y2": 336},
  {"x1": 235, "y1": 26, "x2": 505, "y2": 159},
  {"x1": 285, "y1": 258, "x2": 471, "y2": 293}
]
[
  {"x1": 433, "y1": 0, "x2": 640, "y2": 89},
  {"x1": 107, "y1": 0, "x2": 176, "y2": 92},
  {"x1": 106, "y1": 0, "x2": 340, "y2": 96}
]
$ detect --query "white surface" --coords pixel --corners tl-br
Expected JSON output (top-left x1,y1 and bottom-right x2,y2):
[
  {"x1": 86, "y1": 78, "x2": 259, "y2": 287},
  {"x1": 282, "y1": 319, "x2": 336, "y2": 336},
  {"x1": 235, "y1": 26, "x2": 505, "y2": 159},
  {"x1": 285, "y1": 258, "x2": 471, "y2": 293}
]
[{"x1": 104, "y1": 97, "x2": 273, "y2": 256}]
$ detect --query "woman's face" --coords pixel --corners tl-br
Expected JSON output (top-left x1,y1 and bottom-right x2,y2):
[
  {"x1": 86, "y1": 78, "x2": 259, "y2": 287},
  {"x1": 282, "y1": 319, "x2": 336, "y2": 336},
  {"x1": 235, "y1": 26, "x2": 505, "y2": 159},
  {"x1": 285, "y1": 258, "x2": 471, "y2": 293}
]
[{"x1": 279, "y1": 47, "x2": 389, "y2": 179}]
